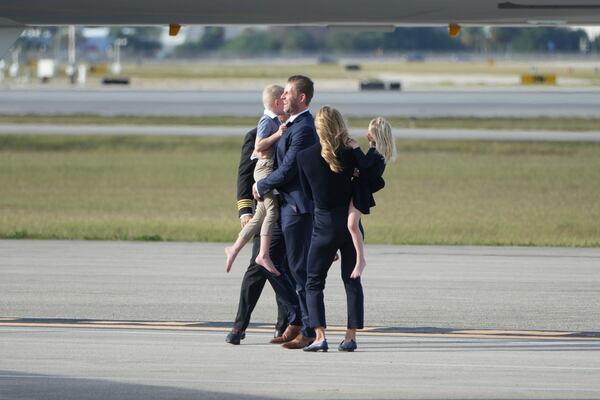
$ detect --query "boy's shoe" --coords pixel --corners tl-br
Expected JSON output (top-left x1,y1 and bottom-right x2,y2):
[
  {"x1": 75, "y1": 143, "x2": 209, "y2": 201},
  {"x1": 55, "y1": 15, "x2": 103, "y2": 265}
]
[{"x1": 338, "y1": 339, "x2": 357, "y2": 352}]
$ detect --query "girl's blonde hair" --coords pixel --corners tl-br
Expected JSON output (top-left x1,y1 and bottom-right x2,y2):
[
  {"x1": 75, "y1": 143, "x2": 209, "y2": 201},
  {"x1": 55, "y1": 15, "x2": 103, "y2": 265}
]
[
  {"x1": 315, "y1": 106, "x2": 350, "y2": 173},
  {"x1": 368, "y1": 117, "x2": 397, "y2": 163}
]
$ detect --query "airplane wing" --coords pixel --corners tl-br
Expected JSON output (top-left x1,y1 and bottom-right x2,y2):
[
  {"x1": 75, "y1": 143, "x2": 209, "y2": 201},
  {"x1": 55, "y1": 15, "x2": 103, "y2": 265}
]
[
  {"x1": 2, "y1": 0, "x2": 600, "y2": 56},
  {"x1": 2, "y1": 0, "x2": 600, "y2": 25}
]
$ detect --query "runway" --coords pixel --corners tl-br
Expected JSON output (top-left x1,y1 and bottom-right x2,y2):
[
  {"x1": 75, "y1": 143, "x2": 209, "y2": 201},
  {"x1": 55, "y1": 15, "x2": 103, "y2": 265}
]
[
  {"x1": 2, "y1": 240, "x2": 600, "y2": 399},
  {"x1": 1, "y1": 88, "x2": 600, "y2": 118}
]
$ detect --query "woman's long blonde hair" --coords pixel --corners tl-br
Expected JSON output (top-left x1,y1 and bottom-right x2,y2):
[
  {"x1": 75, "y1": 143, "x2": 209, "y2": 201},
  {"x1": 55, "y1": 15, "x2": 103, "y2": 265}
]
[
  {"x1": 368, "y1": 117, "x2": 396, "y2": 163},
  {"x1": 315, "y1": 106, "x2": 350, "y2": 173}
]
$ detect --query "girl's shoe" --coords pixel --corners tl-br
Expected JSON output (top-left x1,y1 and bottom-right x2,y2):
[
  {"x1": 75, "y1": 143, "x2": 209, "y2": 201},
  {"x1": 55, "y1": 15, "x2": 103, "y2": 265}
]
[
  {"x1": 338, "y1": 339, "x2": 357, "y2": 352},
  {"x1": 303, "y1": 339, "x2": 328, "y2": 352}
]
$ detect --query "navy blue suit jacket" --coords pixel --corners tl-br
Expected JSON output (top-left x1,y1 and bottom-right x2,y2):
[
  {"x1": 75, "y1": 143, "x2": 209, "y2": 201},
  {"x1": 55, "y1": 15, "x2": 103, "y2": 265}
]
[{"x1": 257, "y1": 111, "x2": 318, "y2": 216}]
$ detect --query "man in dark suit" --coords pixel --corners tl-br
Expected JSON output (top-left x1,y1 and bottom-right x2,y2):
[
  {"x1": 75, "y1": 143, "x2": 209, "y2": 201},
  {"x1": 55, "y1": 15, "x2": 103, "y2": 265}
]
[
  {"x1": 225, "y1": 126, "x2": 290, "y2": 345},
  {"x1": 254, "y1": 75, "x2": 319, "y2": 349}
]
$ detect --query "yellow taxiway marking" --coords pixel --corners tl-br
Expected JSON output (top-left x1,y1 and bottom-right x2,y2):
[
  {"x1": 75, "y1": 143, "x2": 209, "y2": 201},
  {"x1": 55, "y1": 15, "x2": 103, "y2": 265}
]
[{"x1": 0, "y1": 319, "x2": 597, "y2": 341}]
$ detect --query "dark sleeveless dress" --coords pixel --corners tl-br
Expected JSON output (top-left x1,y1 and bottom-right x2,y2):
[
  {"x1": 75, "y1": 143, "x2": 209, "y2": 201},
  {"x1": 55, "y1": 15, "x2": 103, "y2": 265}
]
[{"x1": 351, "y1": 147, "x2": 386, "y2": 215}]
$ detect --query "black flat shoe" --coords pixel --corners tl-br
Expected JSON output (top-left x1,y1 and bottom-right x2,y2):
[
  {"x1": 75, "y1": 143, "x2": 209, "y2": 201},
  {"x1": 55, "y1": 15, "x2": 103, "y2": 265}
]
[
  {"x1": 303, "y1": 339, "x2": 328, "y2": 352},
  {"x1": 338, "y1": 339, "x2": 357, "y2": 352},
  {"x1": 225, "y1": 330, "x2": 245, "y2": 345}
]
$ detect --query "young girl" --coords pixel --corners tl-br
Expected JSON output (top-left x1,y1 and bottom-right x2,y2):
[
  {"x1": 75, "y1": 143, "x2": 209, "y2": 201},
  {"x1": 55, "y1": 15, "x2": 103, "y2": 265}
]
[{"x1": 346, "y1": 117, "x2": 396, "y2": 279}]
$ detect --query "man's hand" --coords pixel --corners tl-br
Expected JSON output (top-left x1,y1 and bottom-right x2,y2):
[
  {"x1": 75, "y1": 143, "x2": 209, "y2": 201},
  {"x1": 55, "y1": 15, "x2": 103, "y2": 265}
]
[
  {"x1": 240, "y1": 214, "x2": 253, "y2": 228},
  {"x1": 252, "y1": 183, "x2": 263, "y2": 202}
]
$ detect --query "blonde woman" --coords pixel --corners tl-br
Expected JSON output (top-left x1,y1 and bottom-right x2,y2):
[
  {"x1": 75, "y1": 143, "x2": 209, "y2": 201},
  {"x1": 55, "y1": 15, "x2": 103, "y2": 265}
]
[
  {"x1": 346, "y1": 117, "x2": 397, "y2": 279},
  {"x1": 296, "y1": 106, "x2": 364, "y2": 352}
]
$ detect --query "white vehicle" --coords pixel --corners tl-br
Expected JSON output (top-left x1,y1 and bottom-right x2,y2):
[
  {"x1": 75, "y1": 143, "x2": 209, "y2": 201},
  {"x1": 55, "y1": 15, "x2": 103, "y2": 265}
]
[{"x1": 36, "y1": 58, "x2": 55, "y2": 82}]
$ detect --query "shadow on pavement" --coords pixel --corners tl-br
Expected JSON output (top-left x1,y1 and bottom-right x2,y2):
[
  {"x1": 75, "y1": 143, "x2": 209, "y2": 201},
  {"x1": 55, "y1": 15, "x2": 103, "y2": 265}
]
[{"x1": 0, "y1": 370, "x2": 283, "y2": 400}]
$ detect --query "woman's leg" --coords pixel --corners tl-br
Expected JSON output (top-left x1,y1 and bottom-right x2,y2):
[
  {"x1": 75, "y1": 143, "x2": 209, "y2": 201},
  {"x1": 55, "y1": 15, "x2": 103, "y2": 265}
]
[
  {"x1": 344, "y1": 328, "x2": 356, "y2": 341},
  {"x1": 306, "y1": 237, "x2": 332, "y2": 351},
  {"x1": 348, "y1": 200, "x2": 366, "y2": 278},
  {"x1": 315, "y1": 326, "x2": 326, "y2": 342},
  {"x1": 305, "y1": 222, "x2": 337, "y2": 333},
  {"x1": 340, "y1": 237, "x2": 365, "y2": 331}
]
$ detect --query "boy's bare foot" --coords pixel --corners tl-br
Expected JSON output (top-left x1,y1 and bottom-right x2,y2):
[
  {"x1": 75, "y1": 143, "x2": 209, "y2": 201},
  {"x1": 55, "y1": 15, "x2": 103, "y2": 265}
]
[
  {"x1": 255, "y1": 253, "x2": 281, "y2": 276},
  {"x1": 225, "y1": 246, "x2": 238, "y2": 273},
  {"x1": 350, "y1": 258, "x2": 366, "y2": 279}
]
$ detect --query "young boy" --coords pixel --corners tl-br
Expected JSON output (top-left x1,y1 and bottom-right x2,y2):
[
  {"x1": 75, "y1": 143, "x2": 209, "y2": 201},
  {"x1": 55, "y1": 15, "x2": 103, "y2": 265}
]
[{"x1": 225, "y1": 84, "x2": 287, "y2": 275}]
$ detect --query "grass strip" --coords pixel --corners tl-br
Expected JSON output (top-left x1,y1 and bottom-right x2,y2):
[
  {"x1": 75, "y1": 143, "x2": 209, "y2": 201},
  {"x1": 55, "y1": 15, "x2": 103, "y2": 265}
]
[
  {"x1": 1, "y1": 135, "x2": 599, "y2": 246},
  {"x1": 1, "y1": 115, "x2": 600, "y2": 132}
]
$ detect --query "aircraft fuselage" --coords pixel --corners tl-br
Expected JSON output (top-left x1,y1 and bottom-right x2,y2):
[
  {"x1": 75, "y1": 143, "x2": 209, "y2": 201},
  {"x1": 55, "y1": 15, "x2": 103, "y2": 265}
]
[{"x1": 1, "y1": 0, "x2": 600, "y2": 26}]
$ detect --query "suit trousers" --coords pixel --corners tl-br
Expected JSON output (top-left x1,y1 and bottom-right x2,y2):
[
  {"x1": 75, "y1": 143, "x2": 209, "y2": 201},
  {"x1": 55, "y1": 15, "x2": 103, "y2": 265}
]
[
  {"x1": 233, "y1": 234, "x2": 289, "y2": 332},
  {"x1": 270, "y1": 205, "x2": 316, "y2": 338},
  {"x1": 306, "y1": 207, "x2": 365, "y2": 330}
]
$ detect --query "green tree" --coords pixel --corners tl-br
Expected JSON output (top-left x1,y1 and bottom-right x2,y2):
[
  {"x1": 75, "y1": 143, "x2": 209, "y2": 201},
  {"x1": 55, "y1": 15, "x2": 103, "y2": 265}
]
[
  {"x1": 593, "y1": 35, "x2": 600, "y2": 52},
  {"x1": 383, "y1": 28, "x2": 464, "y2": 51},
  {"x1": 222, "y1": 29, "x2": 281, "y2": 55},
  {"x1": 198, "y1": 27, "x2": 225, "y2": 50},
  {"x1": 281, "y1": 29, "x2": 318, "y2": 52},
  {"x1": 489, "y1": 27, "x2": 588, "y2": 52}
]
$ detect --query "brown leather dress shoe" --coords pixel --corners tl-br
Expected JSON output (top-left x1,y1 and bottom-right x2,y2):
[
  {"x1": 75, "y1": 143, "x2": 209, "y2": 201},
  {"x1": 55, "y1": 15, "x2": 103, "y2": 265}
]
[
  {"x1": 270, "y1": 324, "x2": 301, "y2": 344},
  {"x1": 281, "y1": 334, "x2": 315, "y2": 349}
]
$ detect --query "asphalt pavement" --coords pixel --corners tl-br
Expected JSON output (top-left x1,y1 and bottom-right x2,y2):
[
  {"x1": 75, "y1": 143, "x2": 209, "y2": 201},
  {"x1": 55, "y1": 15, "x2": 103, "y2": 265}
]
[
  {"x1": 2, "y1": 325, "x2": 600, "y2": 400},
  {"x1": 2, "y1": 240, "x2": 599, "y2": 332},
  {"x1": 1, "y1": 240, "x2": 600, "y2": 399},
  {"x1": 1, "y1": 88, "x2": 600, "y2": 117}
]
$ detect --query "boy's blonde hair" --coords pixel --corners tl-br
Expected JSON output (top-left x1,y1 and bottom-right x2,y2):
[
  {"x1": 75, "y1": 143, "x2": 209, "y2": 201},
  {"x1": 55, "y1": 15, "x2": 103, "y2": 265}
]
[
  {"x1": 368, "y1": 117, "x2": 397, "y2": 163},
  {"x1": 262, "y1": 84, "x2": 284, "y2": 110}
]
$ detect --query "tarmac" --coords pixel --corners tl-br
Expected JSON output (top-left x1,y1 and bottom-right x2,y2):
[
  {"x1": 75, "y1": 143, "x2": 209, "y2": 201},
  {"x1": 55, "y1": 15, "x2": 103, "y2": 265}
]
[{"x1": 1, "y1": 240, "x2": 599, "y2": 399}]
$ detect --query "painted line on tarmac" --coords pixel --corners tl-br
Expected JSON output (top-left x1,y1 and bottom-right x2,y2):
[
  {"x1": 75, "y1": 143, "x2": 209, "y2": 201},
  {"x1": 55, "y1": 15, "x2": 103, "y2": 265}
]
[{"x1": 1, "y1": 317, "x2": 598, "y2": 341}]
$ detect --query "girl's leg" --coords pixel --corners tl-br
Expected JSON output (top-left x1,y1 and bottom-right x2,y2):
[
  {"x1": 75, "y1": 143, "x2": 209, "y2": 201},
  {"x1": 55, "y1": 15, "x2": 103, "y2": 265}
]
[
  {"x1": 348, "y1": 201, "x2": 366, "y2": 279},
  {"x1": 255, "y1": 234, "x2": 280, "y2": 276}
]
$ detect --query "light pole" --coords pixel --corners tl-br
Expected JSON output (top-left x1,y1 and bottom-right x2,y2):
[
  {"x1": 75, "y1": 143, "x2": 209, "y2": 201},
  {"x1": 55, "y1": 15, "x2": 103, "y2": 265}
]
[
  {"x1": 66, "y1": 25, "x2": 76, "y2": 84},
  {"x1": 111, "y1": 38, "x2": 127, "y2": 75}
]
